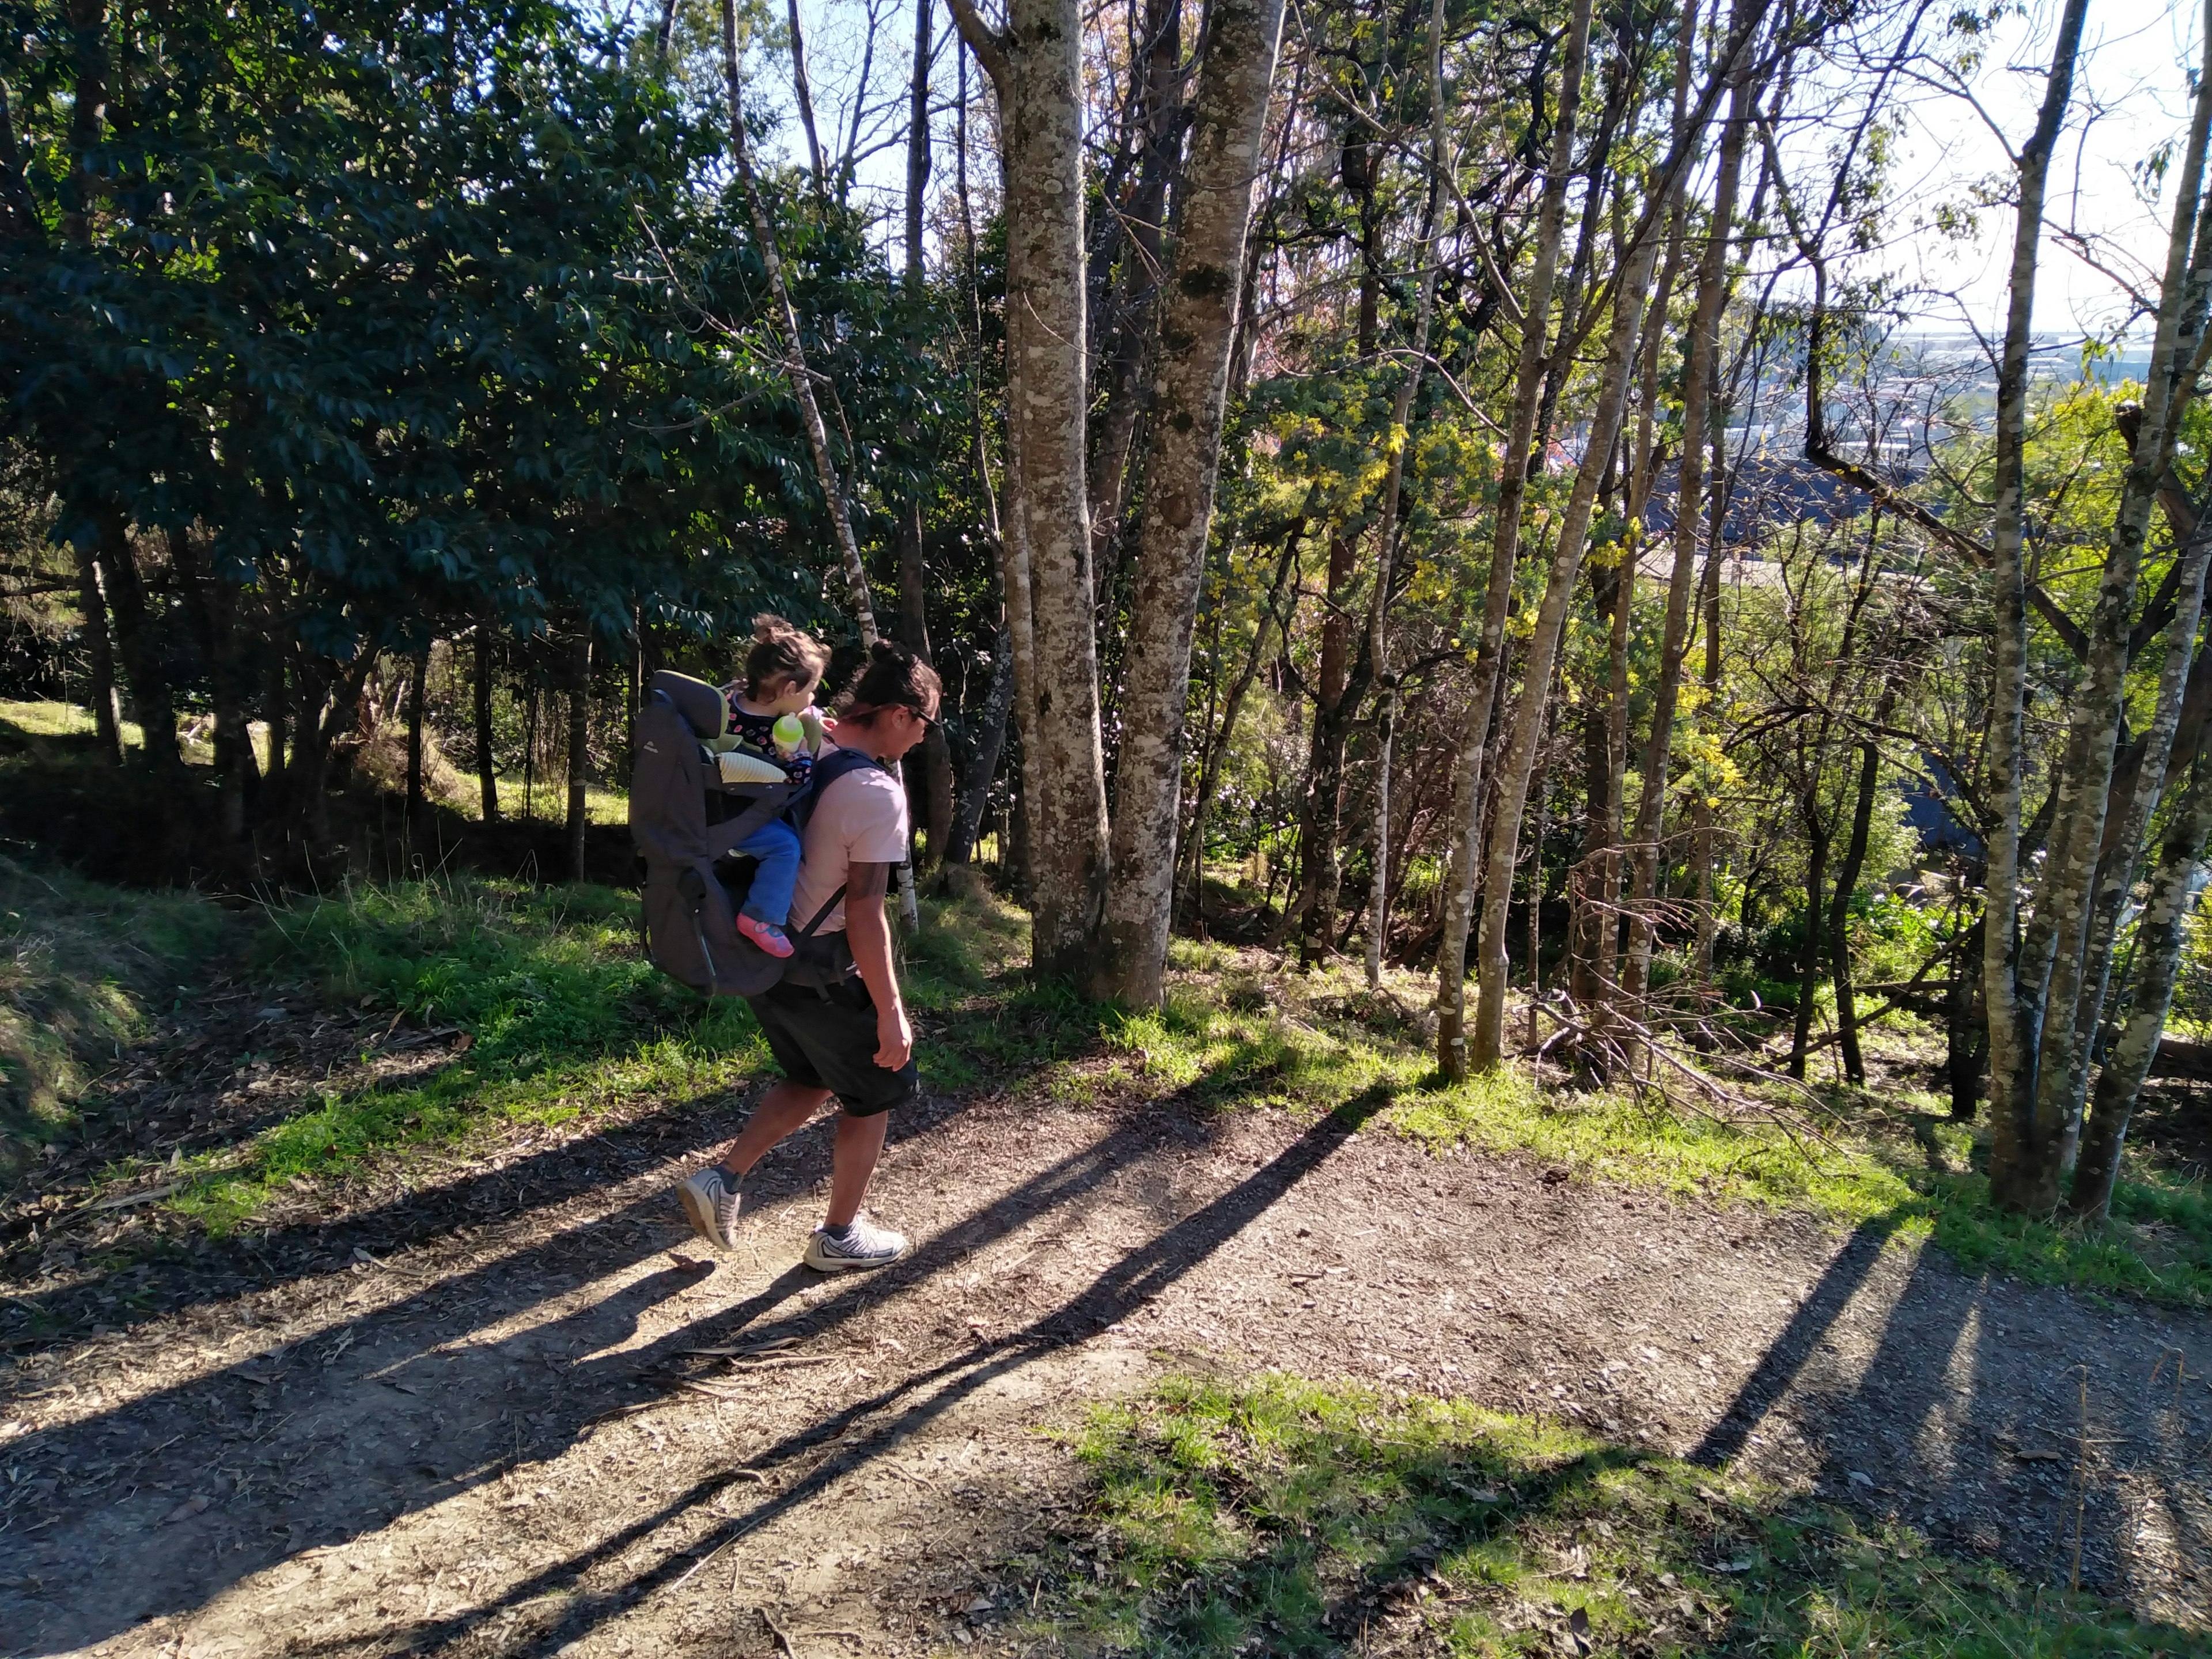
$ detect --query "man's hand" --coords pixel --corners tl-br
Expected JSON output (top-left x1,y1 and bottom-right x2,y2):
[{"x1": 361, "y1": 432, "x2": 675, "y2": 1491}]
[{"x1": 875, "y1": 1002, "x2": 913, "y2": 1070}]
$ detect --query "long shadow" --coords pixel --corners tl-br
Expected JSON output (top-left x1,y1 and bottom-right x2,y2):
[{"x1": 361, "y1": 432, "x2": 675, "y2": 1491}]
[
  {"x1": 1692, "y1": 1214, "x2": 1904, "y2": 1467},
  {"x1": 274, "y1": 1084, "x2": 1400, "y2": 1659},
  {"x1": 1, "y1": 1086, "x2": 749, "y2": 1345},
  {"x1": 1694, "y1": 1209, "x2": 2212, "y2": 1599},
  {"x1": 0, "y1": 1074, "x2": 1300, "y2": 1652}
]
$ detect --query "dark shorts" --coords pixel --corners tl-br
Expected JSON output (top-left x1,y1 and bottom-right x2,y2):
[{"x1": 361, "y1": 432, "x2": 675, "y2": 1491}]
[{"x1": 746, "y1": 974, "x2": 918, "y2": 1117}]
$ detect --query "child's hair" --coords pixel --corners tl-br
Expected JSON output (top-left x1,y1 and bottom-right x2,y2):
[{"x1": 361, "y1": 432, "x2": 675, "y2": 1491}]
[
  {"x1": 836, "y1": 639, "x2": 942, "y2": 724},
  {"x1": 743, "y1": 613, "x2": 828, "y2": 699}
]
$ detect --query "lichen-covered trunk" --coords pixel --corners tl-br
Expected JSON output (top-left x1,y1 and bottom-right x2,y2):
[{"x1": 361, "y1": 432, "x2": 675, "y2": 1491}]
[
  {"x1": 2027, "y1": 31, "x2": 2212, "y2": 1190},
  {"x1": 993, "y1": 0, "x2": 1110, "y2": 974},
  {"x1": 1089, "y1": 0, "x2": 1283, "y2": 1002},
  {"x1": 1434, "y1": 0, "x2": 1592, "y2": 1078},
  {"x1": 1470, "y1": 210, "x2": 1665, "y2": 1069},
  {"x1": 2058, "y1": 527, "x2": 2211, "y2": 1162}
]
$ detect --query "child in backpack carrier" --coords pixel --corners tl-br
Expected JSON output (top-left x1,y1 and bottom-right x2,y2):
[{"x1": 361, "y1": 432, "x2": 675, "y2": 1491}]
[{"x1": 721, "y1": 615, "x2": 830, "y2": 959}]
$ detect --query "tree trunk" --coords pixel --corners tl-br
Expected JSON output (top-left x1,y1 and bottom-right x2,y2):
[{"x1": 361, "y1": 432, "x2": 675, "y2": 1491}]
[
  {"x1": 1360, "y1": 0, "x2": 1450, "y2": 994},
  {"x1": 1290, "y1": 531, "x2": 1365, "y2": 962},
  {"x1": 166, "y1": 527, "x2": 257, "y2": 836},
  {"x1": 948, "y1": 624, "x2": 1014, "y2": 866},
  {"x1": 72, "y1": 539, "x2": 123, "y2": 764},
  {"x1": 566, "y1": 630, "x2": 592, "y2": 882},
  {"x1": 1788, "y1": 824, "x2": 1829, "y2": 1080},
  {"x1": 1469, "y1": 122, "x2": 1669, "y2": 1071},
  {"x1": 2067, "y1": 763, "x2": 2212, "y2": 1221},
  {"x1": 1177, "y1": 520, "x2": 1301, "y2": 923},
  {"x1": 1827, "y1": 730, "x2": 1884, "y2": 1085},
  {"x1": 1983, "y1": 0, "x2": 2154, "y2": 1214},
  {"x1": 1948, "y1": 914, "x2": 1988, "y2": 1119},
  {"x1": 475, "y1": 623, "x2": 500, "y2": 822},
  {"x1": 786, "y1": 0, "x2": 830, "y2": 186},
  {"x1": 2013, "y1": 37, "x2": 2212, "y2": 1200},
  {"x1": 1092, "y1": 0, "x2": 1285, "y2": 1004},
  {"x1": 1434, "y1": 0, "x2": 1593, "y2": 1076},
  {"x1": 406, "y1": 645, "x2": 429, "y2": 852},
  {"x1": 906, "y1": 0, "x2": 933, "y2": 283},
  {"x1": 1086, "y1": 0, "x2": 1182, "y2": 586},
  {"x1": 2058, "y1": 521, "x2": 2212, "y2": 1162},
  {"x1": 948, "y1": 0, "x2": 1111, "y2": 975},
  {"x1": 1620, "y1": 0, "x2": 1754, "y2": 1019},
  {"x1": 95, "y1": 513, "x2": 180, "y2": 771},
  {"x1": 721, "y1": 0, "x2": 880, "y2": 645}
]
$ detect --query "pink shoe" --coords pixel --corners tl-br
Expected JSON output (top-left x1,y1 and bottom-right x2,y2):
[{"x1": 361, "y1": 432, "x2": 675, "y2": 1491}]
[{"x1": 736, "y1": 913, "x2": 794, "y2": 958}]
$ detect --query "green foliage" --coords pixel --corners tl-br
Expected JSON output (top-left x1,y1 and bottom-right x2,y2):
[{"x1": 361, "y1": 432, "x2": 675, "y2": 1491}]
[{"x1": 1022, "y1": 1373, "x2": 2192, "y2": 1656}]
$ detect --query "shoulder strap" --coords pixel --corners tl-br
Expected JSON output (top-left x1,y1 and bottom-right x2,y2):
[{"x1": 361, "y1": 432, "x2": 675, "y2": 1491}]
[
  {"x1": 791, "y1": 882, "x2": 849, "y2": 942},
  {"x1": 785, "y1": 743, "x2": 888, "y2": 942}
]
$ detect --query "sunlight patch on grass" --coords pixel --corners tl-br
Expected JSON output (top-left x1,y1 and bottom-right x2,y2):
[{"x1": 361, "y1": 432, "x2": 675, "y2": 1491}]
[
  {"x1": 1, "y1": 854, "x2": 236, "y2": 1177},
  {"x1": 163, "y1": 877, "x2": 768, "y2": 1228},
  {"x1": 1010, "y1": 1372, "x2": 2192, "y2": 1656}
]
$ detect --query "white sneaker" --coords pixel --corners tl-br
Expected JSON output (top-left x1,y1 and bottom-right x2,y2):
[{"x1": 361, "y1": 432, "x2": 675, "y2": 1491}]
[
  {"x1": 802, "y1": 1215, "x2": 910, "y2": 1271},
  {"x1": 677, "y1": 1166, "x2": 745, "y2": 1249}
]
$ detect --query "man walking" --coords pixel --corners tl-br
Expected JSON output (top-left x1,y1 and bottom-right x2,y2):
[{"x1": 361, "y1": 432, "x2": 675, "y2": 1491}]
[{"x1": 676, "y1": 640, "x2": 941, "y2": 1270}]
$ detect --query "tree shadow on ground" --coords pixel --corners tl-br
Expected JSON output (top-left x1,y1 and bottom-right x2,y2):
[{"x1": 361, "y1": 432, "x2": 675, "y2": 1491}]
[{"x1": 0, "y1": 1059, "x2": 1392, "y2": 1654}]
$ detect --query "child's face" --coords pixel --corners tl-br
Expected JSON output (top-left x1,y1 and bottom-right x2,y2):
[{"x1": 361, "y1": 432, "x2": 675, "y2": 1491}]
[{"x1": 754, "y1": 675, "x2": 817, "y2": 717}]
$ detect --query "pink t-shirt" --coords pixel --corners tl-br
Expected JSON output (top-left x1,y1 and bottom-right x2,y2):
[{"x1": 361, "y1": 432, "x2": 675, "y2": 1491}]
[{"x1": 789, "y1": 747, "x2": 910, "y2": 934}]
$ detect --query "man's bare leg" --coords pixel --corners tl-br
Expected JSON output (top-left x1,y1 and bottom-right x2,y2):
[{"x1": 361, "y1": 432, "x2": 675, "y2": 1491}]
[
  {"x1": 825, "y1": 1111, "x2": 888, "y2": 1228},
  {"x1": 715, "y1": 1080, "x2": 832, "y2": 1182}
]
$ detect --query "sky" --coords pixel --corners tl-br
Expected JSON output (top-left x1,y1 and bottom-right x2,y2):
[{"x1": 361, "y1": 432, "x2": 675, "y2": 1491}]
[
  {"x1": 753, "y1": 0, "x2": 2201, "y2": 338},
  {"x1": 1878, "y1": 0, "x2": 2200, "y2": 339}
]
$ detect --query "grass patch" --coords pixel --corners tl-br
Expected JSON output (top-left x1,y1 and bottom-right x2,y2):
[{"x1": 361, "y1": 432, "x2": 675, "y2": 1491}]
[
  {"x1": 1, "y1": 854, "x2": 237, "y2": 1181},
  {"x1": 13, "y1": 853, "x2": 2207, "y2": 1305},
  {"x1": 1082, "y1": 950, "x2": 2212, "y2": 1308},
  {"x1": 1008, "y1": 1371, "x2": 2199, "y2": 1656},
  {"x1": 159, "y1": 876, "x2": 1044, "y2": 1229},
  {"x1": 164, "y1": 877, "x2": 766, "y2": 1228}
]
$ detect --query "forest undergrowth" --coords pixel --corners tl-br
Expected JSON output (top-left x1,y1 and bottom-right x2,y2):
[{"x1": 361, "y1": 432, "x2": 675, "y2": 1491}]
[{"x1": 5, "y1": 854, "x2": 2208, "y2": 1309}]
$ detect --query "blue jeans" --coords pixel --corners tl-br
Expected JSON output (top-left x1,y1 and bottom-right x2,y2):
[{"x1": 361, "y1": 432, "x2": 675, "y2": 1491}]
[{"x1": 737, "y1": 818, "x2": 801, "y2": 927}]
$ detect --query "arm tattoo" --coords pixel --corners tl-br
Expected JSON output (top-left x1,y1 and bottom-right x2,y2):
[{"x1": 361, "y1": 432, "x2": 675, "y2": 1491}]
[{"x1": 847, "y1": 861, "x2": 893, "y2": 903}]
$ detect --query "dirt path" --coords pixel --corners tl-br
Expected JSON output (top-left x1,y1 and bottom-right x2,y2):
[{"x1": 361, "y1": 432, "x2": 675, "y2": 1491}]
[{"x1": 3, "y1": 1072, "x2": 2209, "y2": 1657}]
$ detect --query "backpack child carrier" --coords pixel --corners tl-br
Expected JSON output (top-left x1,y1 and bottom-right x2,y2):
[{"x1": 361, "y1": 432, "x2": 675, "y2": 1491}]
[{"x1": 630, "y1": 669, "x2": 880, "y2": 997}]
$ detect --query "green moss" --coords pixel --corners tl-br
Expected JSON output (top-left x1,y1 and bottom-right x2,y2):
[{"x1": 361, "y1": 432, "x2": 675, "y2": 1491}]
[{"x1": 1012, "y1": 1372, "x2": 2199, "y2": 1656}]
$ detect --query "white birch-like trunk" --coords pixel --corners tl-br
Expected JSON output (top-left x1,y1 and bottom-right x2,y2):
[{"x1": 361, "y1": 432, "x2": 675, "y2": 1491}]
[
  {"x1": 1469, "y1": 202, "x2": 1669, "y2": 1068},
  {"x1": 1433, "y1": 0, "x2": 1593, "y2": 1078},
  {"x1": 1363, "y1": 0, "x2": 1452, "y2": 993}
]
